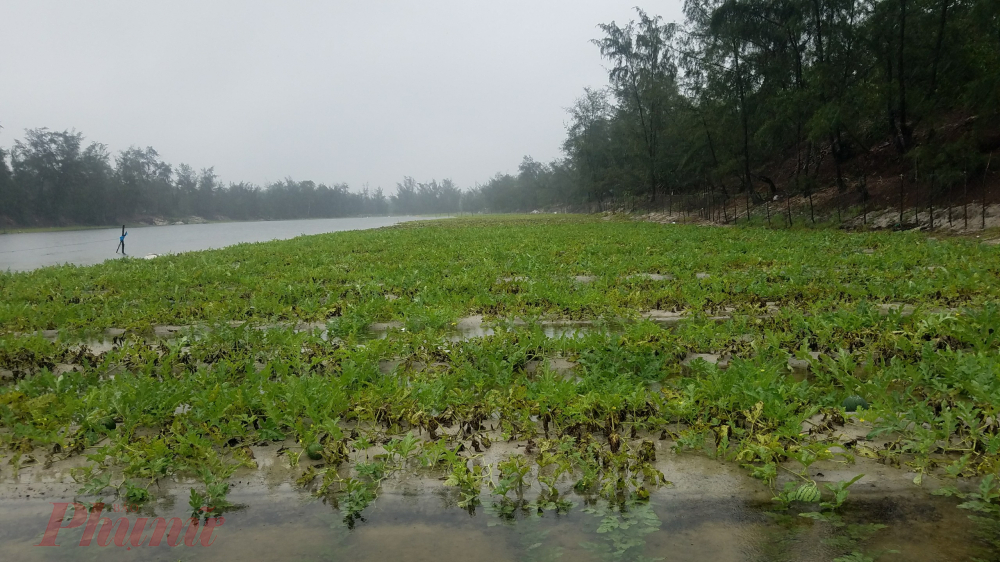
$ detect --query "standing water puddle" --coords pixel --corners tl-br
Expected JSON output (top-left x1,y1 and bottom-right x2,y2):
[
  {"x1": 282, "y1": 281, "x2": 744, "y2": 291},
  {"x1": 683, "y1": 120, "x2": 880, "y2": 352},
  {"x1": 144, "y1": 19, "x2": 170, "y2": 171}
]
[{"x1": 0, "y1": 452, "x2": 992, "y2": 561}]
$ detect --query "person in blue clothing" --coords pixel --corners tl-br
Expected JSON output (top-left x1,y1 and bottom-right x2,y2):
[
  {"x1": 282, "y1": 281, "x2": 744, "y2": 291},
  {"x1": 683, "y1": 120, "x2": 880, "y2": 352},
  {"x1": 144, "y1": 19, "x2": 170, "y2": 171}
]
[{"x1": 115, "y1": 225, "x2": 127, "y2": 255}]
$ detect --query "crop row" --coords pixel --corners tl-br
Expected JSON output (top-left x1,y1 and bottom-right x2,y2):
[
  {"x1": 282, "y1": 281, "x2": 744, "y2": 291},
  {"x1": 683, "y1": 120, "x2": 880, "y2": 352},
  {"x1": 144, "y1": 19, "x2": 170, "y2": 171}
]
[{"x1": 2, "y1": 216, "x2": 998, "y2": 336}]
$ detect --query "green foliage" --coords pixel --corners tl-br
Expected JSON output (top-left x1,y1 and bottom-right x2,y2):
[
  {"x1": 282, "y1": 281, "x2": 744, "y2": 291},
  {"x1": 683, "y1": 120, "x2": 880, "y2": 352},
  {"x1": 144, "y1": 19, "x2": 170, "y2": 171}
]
[
  {"x1": 821, "y1": 475, "x2": 866, "y2": 511},
  {"x1": 334, "y1": 478, "x2": 376, "y2": 528},
  {"x1": 2, "y1": 216, "x2": 1000, "y2": 537},
  {"x1": 444, "y1": 461, "x2": 488, "y2": 510},
  {"x1": 582, "y1": 501, "x2": 663, "y2": 562},
  {"x1": 188, "y1": 471, "x2": 233, "y2": 518},
  {"x1": 492, "y1": 455, "x2": 532, "y2": 499},
  {"x1": 2, "y1": 128, "x2": 394, "y2": 226},
  {"x1": 123, "y1": 480, "x2": 152, "y2": 507},
  {"x1": 937, "y1": 474, "x2": 1000, "y2": 515},
  {"x1": 568, "y1": 1, "x2": 1000, "y2": 222}
]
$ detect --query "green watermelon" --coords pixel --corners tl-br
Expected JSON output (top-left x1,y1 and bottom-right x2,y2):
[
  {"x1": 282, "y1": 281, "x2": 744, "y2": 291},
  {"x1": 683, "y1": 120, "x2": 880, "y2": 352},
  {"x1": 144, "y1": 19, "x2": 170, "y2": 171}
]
[
  {"x1": 842, "y1": 395, "x2": 869, "y2": 412},
  {"x1": 100, "y1": 417, "x2": 117, "y2": 431},
  {"x1": 305, "y1": 443, "x2": 323, "y2": 460}
]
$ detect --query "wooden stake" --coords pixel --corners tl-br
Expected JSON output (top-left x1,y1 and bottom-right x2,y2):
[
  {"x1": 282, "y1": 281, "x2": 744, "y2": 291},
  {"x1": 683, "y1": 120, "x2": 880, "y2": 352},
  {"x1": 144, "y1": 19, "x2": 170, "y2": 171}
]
[
  {"x1": 898, "y1": 174, "x2": 905, "y2": 227},
  {"x1": 984, "y1": 153, "x2": 993, "y2": 230},
  {"x1": 964, "y1": 170, "x2": 968, "y2": 231}
]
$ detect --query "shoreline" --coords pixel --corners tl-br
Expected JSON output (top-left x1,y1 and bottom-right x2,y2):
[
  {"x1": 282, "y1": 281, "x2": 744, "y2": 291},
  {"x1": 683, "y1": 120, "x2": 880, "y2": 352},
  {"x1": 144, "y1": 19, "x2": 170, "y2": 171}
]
[{"x1": 0, "y1": 214, "x2": 455, "y2": 236}]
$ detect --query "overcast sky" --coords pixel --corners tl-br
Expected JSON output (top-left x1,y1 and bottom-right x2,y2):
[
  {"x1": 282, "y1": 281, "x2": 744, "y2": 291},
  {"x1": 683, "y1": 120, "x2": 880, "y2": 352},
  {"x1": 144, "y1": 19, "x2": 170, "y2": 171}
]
[{"x1": 0, "y1": 1, "x2": 684, "y2": 192}]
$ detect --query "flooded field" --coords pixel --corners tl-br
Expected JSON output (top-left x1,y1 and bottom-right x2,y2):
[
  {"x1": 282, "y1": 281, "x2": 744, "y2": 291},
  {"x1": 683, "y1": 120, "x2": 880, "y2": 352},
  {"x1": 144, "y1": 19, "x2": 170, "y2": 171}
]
[
  {"x1": 0, "y1": 449, "x2": 992, "y2": 561},
  {"x1": 0, "y1": 216, "x2": 433, "y2": 272},
  {"x1": 5, "y1": 0, "x2": 1000, "y2": 548},
  {"x1": 3, "y1": 216, "x2": 1000, "y2": 560}
]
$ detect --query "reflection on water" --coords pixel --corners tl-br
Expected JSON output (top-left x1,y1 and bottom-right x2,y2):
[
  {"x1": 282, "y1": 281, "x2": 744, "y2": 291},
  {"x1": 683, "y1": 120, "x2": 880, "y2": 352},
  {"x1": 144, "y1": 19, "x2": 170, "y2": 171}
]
[
  {"x1": 0, "y1": 473, "x2": 995, "y2": 561},
  {"x1": 0, "y1": 216, "x2": 434, "y2": 272}
]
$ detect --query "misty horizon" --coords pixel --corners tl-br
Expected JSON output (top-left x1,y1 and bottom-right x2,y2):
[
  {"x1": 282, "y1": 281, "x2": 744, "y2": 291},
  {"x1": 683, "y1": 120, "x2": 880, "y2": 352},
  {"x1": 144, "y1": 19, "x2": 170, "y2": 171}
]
[{"x1": 0, "y1": 1, "x2": 684, "y2": 193}]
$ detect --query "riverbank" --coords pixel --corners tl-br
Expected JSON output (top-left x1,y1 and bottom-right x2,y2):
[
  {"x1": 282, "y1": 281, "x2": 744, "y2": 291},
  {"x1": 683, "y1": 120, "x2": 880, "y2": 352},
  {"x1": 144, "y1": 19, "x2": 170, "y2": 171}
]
[
  {"x1": 0, "y1": 215, "x2": 435, "y2": 272},
  {"x1": 0, "y1": 214, "x2": 455, "y2": 235},
  {"x1": 0, "y1": 224, "x2": 122, "y2": 235},
  {"x1": 0, "y1": 215, "x2": 217, "y2": 234}
]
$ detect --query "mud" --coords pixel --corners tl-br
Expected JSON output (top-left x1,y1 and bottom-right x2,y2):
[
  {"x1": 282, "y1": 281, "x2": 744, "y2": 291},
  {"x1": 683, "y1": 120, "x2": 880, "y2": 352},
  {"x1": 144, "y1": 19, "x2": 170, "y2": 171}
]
[
  {"x1": 626, "y1": 273, "x2": 675, "y2": 281},
  {"x1": 640, "y1": 203, "x2": 1000, "y2": 234},
  {"x1": 682, "y1": 352, "x2": 731, "y2": 370},
  {"x1": 10, "y1": 316, "x2": 853, "y2": 386},
  {"x1": 857, "y1": 203, "x2": 1000, "y2": 232},
  {"x1": 20, "y1": 299, "x2": 969, "y2": 348}
]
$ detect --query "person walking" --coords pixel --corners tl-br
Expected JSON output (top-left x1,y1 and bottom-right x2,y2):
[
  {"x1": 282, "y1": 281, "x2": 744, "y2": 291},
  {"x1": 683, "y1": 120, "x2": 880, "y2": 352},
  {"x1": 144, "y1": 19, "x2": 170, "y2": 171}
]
[{"x1": 115, "y1": 225, "x2": 128, "y2": 255}]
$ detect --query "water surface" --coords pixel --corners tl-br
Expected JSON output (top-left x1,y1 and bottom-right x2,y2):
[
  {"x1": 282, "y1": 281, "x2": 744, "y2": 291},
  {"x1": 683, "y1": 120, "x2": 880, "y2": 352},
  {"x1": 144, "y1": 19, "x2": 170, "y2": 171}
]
[
  {"x1": 0, "y1": 446, "x2": 991, "y2": 561},
  {"x1": 0, "y1": 216, "x2": 434, "y2": 272},
  {"x1": 0, "y1": 470, "x2": 989, "y2": 562}
]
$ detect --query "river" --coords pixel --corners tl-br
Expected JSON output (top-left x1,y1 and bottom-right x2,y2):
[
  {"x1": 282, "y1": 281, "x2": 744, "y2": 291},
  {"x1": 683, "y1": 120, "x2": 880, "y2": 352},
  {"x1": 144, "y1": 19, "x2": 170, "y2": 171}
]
[{"x1": 0, "y1": 216, "x2": 435, "y2": 272}]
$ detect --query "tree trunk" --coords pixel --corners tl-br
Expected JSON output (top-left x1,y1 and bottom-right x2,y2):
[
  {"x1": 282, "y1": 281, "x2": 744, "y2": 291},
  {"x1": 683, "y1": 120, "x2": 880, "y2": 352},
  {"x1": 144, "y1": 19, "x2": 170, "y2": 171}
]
[
  {"x1": 896, "y1": 0, "x2": 912, "y2": 151},
  {"x1": 883, "y1": 45, "x2": 899, "y2": 152},
  {"x1": 733, "y1": 40, "x2": 754, "y2": 199},
  {"x1": 756, "y1": 174, "x2": 778, "y2": 197},
  {"x1": 929, "y1": 0, "x2": 951, "y2": 96}
]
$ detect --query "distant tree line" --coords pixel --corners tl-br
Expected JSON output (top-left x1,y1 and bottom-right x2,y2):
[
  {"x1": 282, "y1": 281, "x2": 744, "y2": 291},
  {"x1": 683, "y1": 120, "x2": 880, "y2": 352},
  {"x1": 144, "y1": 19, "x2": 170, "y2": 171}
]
[
  {"x1": 4, "y1": 1, "x2": 998, "y2": 225},
  {"x1": 0, "y1": 128, "x2": 447, "y2": 226},
  {"x1": 557, "y1": 0, "x2": 1000, "y2": 218},
  {"x1": 475, "y1": 0, "x2": 1000, "y2": 218},
  {"x1": 0, "y1": 125, "x2": 566, "y2": 225},
  {"x1": 424, "y1": 0, "x2": 1000, "y2": 217}
]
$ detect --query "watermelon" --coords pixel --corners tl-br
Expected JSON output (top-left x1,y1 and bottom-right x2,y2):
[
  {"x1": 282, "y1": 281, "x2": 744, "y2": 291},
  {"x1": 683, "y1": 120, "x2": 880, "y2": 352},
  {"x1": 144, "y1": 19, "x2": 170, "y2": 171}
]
[
  {"x1": 100, "y1": 417, "x2": 117, "y2": 431},
  {"x1": 842, "y1": 395, "x2": 869, "y2": 412},
  {"x1": 305, "y1": 443, "x2": 323, "y2": 460}
]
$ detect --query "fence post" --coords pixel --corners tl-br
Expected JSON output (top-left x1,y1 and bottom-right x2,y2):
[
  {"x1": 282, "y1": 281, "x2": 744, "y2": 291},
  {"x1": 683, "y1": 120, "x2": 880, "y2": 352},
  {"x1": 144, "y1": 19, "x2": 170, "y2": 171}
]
[
  {"x1": 862, "y1": 187, "x2": 867, "y2": 226},
  {"x1": 898, "y1": 174, "x2": 904, "y2": 227},
  {"x1": 929, "y1": 174, "x2": 935, "y2": 230},
  {"x1": 947, "y1": 178, "x2": 952, "y2": 228},
  {"x1": 985, "y1": 153, "x2": 993, "y2": 230},
  {"x1": 964, "y1": 170, "x2": 968, "y2": 231}
]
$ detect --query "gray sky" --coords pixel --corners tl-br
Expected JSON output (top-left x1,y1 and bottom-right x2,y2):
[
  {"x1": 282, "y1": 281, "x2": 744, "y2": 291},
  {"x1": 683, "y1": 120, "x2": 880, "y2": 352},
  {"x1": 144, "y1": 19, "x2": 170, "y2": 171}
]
[{"x1": 0, "y1": 1, "x2": 684, "y2": 192}]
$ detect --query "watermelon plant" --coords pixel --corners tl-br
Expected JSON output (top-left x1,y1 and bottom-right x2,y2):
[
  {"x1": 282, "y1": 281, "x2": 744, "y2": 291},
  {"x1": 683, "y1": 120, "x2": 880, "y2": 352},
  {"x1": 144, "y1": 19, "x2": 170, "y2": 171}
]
[{"x1": 0, "y1": 215, "x2": 998, "y2": 543}]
